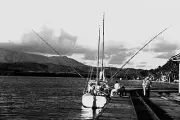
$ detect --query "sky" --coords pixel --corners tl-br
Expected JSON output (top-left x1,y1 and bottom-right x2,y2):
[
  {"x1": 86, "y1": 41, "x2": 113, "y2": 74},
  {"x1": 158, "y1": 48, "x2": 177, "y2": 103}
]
[{"x1": 0, "y1": 0, "x2": 180, "y2": 69}]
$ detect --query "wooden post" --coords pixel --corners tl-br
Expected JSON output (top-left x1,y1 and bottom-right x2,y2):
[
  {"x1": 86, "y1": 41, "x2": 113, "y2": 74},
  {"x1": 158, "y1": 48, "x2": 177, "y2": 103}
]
[{"x1": 171, "y1": 54, "x2": 180, "y2": 93}]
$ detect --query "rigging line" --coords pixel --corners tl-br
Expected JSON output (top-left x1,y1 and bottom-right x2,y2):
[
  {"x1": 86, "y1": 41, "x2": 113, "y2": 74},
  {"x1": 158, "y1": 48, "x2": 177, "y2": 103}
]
[
  {"x1": 90, "y1": 66, "x2": 94, "y2": 80},
  {"x1": 83, "y1": 66, "x2": 93, "y2": 94},
  {"x1": 65, "y1": 45, "x2": 77, "y2": 56},
  {"x1": 62, "y1": 44, "x2": 78, "y2": 71},
  {"x1": 64, "y1": 38, "x2": 77, "y2": 56},
  {"x1": 32, "y1": 29, "x2": 84, "y2": 79},
  {"x1": 108, "y1": 25, "x2": 172, "y2": 83},
  {"x1": 83, "y1": 53, "x2": 97, "y2": 93}
]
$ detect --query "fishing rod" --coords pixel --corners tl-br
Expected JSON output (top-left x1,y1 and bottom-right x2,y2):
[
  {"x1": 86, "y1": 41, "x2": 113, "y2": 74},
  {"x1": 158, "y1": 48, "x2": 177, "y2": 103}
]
[
  {"x1": 32, "y1": 29, "x2": 84, "y2": 79},
  {"x1": 108, "y1": 25, "x2": 172, "y2": 83}
]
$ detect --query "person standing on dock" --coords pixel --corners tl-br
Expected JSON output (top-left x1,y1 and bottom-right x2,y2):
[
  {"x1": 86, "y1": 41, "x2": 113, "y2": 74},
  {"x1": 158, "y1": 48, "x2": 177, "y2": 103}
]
[
  {"x1": 146, "y1": 77, "x2": 152, "y2": 98},
  {"x1": 142, "y1": 77, "x2": 152, "y2": 98},
  {"x1": 142, "y1": 78, "x2": 147, "y2": 96}
]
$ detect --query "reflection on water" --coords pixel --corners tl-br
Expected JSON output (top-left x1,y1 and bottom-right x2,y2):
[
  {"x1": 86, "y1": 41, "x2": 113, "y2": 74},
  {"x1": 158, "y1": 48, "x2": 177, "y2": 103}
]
[{"x1": 79, "y1": 106, "x2": 102, "y2": 119}]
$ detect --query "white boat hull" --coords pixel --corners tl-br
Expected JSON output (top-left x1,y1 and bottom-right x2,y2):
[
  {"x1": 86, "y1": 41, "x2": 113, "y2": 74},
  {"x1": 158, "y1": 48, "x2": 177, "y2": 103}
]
[{"x1": 82, "y1": 93, "x2": 107, "y2": 108}]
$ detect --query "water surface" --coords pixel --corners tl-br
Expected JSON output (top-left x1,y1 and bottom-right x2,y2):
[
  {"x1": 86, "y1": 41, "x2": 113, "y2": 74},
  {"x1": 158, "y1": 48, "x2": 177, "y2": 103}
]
[{"x1": 0, "y1": 76, "x2": 101, "y2": 120}]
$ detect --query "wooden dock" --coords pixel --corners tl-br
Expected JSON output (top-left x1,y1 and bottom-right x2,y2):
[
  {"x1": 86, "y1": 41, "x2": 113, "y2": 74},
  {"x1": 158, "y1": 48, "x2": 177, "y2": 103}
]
[
  {"x1": 149, "y1": 92, "x2": 180, "y2": 120},
  {"x1": 97, "y1": 94, "x2": 137, "y2": 120}
]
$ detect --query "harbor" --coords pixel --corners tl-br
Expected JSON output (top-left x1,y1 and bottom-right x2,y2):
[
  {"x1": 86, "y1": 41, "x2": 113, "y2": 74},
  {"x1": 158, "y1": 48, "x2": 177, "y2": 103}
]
[
  {"x1": 0, "y1": 76, "x2": 179, "y2": 120},
  {"x1": 1, "y1": 1, "x2": 180, "y2": 120}
]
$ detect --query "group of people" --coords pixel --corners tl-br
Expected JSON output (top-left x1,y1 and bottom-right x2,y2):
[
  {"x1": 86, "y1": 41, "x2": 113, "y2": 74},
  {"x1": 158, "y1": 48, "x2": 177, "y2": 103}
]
[
  {"x1": 110, "y1": 76, "x2": 152, "y2": 98},
  {"x1": 110, "y1": 81, "x2": 126, "y2": 97},
  {"x1": 87, "y1": 81, "x2": 110, "y2": 96},
  {"x1": 87, "y1": 76, "x2": 152, "y2": 98},
  {"x1": 87, "y1": 80, "x2": 127, "y2": 98}
]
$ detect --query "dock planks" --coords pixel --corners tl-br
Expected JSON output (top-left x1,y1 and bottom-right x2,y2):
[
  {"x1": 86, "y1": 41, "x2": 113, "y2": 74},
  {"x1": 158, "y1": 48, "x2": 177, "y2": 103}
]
[
  {"x1": 149, "y1": 92, "x2": 180, "y2": 120},
  {"x1": 97, "y1": 94, "x2": 137, "y2": 120}
]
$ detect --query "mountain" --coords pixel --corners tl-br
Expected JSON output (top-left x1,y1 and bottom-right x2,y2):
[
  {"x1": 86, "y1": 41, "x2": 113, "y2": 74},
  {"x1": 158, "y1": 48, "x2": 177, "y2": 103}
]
[
  {"x1": 0, "y1": 48, "x2": 144, "y2": 78},
  {"x1": 0, "y1": 48, "x2": 90, "y2": 75},
  {"x1": 0, "y1": 48, "x2": 86, "y2": 67}
]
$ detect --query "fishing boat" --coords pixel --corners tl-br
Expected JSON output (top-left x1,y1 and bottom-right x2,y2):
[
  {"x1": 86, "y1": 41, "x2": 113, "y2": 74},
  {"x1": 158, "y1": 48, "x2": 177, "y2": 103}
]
[{"x1": 82, "y1": 14, "x2": 110, "y2": 108}]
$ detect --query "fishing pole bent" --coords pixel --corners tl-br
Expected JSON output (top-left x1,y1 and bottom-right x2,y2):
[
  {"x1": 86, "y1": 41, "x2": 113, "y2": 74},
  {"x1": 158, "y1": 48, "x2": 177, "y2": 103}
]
[
  {"x1": 32, "y1": 29, "x2": 84, "y2": 79},
  {"x1": 108, "y1": 25, "x2": 172, "y2": 83}
]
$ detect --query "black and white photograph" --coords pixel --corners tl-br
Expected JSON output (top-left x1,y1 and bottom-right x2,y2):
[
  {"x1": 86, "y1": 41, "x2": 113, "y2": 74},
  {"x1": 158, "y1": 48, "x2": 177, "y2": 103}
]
[{"x1": 0, "y1": 0, "x2": 180, "y2": 119}]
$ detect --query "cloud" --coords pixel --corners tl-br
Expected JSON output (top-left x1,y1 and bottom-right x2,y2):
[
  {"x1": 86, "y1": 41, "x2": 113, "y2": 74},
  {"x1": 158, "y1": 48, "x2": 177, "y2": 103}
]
[
  {"x1": 0, "y1": 29, "x2": 130, "y2": 64},
  {"x1": 150, "y1": 37, "x2": 179, "y2": 52},
  {"x1": 139, "y1": 61, "x2": 147, "y2": 64},
  {"x1": 79, "y1": 41, "x2": 128, "y2": 61},
  {"x1": 155, "y1": 51, "x2": 176, "y2": 59},
  {"x1": 105, "y1": 42, "x2": 127, "y2": 55},
  {"x1": 81, "y1": 50, "x2": 111, "y2": 61},
  {"x1": 136, "y1": 64, "x2": 147, "y2": 68},
  {"x1": 134, "y1": 61, "x2": 148, "y2": 69},
  {"x1": 141, "y1": 37, "x2": 180, "y2": 53},
  {"x1": 0, "y1": 27, "x2": 77, "y2": 56},
  {"x1": 58, "y1": 29, "x2": 77, "y2": 48},
  {"x1": 153, "y1": 43, "x2": 178, "y2": 53},
  {"x1": 83, "y1": 51, "x2": 97, "y2": 60},
  {"x1": 108, "y1": 51, "x2": 134, "y2": 65},
  {"x1": 69, "y1": 46, "x2": 97, "y2": 60},
  {"x1": 25, "y1": 27, "x2": 77, "y2": 55}
]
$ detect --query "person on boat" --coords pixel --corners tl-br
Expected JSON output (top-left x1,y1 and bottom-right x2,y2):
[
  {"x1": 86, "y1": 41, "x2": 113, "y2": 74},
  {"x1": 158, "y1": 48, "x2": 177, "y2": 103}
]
[
  {"x1": 87, "y1": 83, "x2": 93, "y2": 93},
  {"x1": 91, "y1": 85, "x2": 96, "y2": 95},
  {"x1": 96, "y1": 81, "x2": 102, "y2": 95},
  {"x1": 102, "y1": 84, "x2": 107, "y2": 92},
  {"x1": 110, "y1": 81, "x2": 121, "y2": 97}
]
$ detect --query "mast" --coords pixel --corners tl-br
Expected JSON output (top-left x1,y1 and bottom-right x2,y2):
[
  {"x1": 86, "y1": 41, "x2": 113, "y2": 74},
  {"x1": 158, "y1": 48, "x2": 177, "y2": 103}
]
[
  {"x1": 96, "y1": 26, "x2": 101, "y2": 80},
  {"x1": 99, "y1": 13, "x2": 105, "y2": 81},
  {"x1": 102, "y1": 13, "x2": 105, "y2": 72}
]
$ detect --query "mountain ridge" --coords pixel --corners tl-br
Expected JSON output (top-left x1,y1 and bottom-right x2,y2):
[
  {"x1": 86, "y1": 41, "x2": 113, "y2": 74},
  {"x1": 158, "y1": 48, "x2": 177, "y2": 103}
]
[
  {"x1": 0, "y1": 48, "x2": 86, "y2": 67},
  {"x1": 0, "y1": 48, "x2": 153, "y2": 79}
]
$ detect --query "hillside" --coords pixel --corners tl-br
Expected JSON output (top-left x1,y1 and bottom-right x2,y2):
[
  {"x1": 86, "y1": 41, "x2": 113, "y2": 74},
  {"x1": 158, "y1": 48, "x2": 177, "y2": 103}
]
[
  {"x1": 144, "y1": 58, "x2": 179, "y2": 82},
  {"x1": 0, "y1": 48, "x2": 90, "y2": 76},
  {"x1": 0, "y1": 48, "x2": 144, "y2": 78},
  {"x1": 0, "y1": 48, "x2": 85, "y2": 67}
]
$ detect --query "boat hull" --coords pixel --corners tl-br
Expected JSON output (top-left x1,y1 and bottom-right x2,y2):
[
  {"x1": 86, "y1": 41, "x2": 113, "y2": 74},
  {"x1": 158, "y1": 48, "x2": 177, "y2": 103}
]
[{"x1": 82, "y1": 93, "x2": 107, "y2": 108}]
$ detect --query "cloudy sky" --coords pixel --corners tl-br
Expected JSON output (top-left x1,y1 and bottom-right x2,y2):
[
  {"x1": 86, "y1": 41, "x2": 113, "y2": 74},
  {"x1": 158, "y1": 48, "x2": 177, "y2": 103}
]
[{"x1": 0, "y1": 0, "x2": 180, "y2": 69}]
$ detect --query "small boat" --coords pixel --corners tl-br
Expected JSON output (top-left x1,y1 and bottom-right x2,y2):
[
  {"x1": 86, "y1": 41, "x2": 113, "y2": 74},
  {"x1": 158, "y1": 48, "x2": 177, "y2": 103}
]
[
  {"x1": 82, "y1": 80, "x2": 108, "y2": 108},
  {"x1": 82, "y1": 77, "x2": 110, "y2": 108},
  {"x1": 82, "y1": 14, "x2": 110, "y2": 108}
]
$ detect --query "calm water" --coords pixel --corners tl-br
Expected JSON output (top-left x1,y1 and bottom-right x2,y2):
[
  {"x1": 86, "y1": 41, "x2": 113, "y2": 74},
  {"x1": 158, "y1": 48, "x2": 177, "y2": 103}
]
[
  {"x1": 0, "y1": 76, "x2": 102, "y2": 120},
  {"x1": 0, "y1": 76, "x2": 177, "y2": 120}
]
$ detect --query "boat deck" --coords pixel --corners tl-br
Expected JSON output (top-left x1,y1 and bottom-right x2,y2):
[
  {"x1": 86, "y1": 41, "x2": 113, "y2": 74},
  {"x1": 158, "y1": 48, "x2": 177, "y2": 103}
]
[{"x1": 97, "y1": 93, "x2": 137, "y2": 120}]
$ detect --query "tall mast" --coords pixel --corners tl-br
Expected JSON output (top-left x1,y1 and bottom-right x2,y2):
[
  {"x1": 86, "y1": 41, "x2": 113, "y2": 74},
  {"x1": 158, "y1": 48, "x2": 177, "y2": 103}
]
[
  {"x1": 102, "y1": 13, "x2": 105, "y2": 71},
  {"x1": 97, "y1": 26, "x2": 100, "y2": 80}
]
